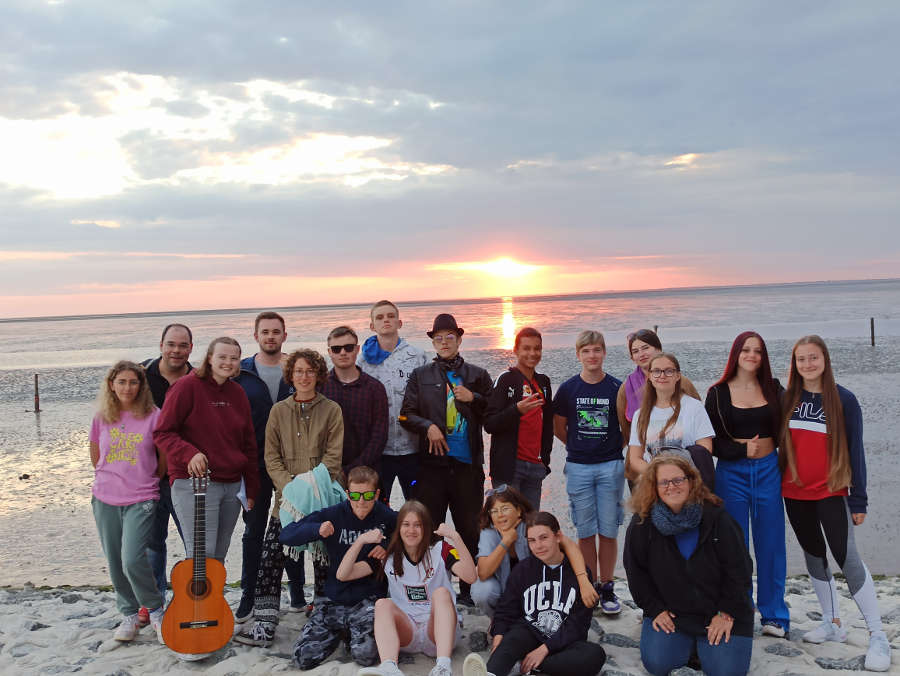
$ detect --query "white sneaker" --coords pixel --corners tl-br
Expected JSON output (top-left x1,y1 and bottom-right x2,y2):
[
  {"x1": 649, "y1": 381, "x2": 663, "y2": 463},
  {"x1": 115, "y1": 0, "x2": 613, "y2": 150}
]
[
  {"x1": 148, "y1": 607, "x2": 165, "y2": 645},
  {"x1": 429, "y1": 663, "x2": 453, "y2": 676},
  {"x1": 463, "y1": 652, "x2": 493, "y2": 676},
  {"x1": 803, "y1": 619, "x2": 848, "y2": 644},
  {"x1": 865, "y1": 631, "x2": 891, "y2": 672},
  {"x1": 113, "y1": 614, "x2": 140, "y2": 641},
  {"x1": 761, "y1": 621, "x2": 787, "y2": 638},
  {"x1": 358, "y1": 662, "x2": 404, "y2": 676}
]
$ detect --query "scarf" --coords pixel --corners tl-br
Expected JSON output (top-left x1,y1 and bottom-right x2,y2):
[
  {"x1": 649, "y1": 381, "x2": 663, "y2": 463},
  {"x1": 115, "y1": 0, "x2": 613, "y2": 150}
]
[
  {"x1": 624, "y1": 366, "x2": 646, "y2": 422},
  {"x1": 362, "y1": 334, "x2": 393, "y2": 365},
  {"x1": 650, "y1": 500, "x2": 703, "y2": 536},
  {"x1": 434, "y1": 353, "x2": 464, "y2": 372},
  {"x1": 279, "y1": 463, "x2": 346, "y2": 563}
]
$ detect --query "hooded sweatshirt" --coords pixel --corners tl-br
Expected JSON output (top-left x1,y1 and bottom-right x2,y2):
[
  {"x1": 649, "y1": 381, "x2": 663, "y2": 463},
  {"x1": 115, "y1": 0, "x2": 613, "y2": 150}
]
[{"x1": 492, "y1": 553, "x2": 593, "y2": 654}]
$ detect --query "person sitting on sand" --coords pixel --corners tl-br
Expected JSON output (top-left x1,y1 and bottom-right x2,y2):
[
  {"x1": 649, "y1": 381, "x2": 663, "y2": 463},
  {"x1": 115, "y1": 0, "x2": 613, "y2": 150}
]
[
  {"x1": 471, "y1": 484, "x2": 596, "y2": 617},
  {"x1": 89, "y1": 360, "x2": 166, "y2": 642},
  {"x1": 780, "y1": 335, "x2": 890, "y2": 672},
  {"x1": 462, "y1": 511, "x2": 607, "y2": 676},
  {"x1": 624, "y1": 454, "x2": 754, "y2": 676},
  {"x1": 343, "y1": 500, "x2": 477, "y2": 676},
  {"x1": 275, "y1": 465, "x2": 396, "y2": 670}
]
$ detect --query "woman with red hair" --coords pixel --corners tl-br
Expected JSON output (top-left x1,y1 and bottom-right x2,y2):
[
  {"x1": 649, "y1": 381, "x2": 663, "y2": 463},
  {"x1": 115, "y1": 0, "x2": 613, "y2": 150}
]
[{"x1": 704, "y1": 332, "x2": 789, "y2": 638}]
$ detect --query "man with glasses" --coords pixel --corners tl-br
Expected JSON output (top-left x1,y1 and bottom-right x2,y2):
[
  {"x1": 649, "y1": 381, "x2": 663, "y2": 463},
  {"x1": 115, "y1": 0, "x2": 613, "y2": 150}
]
[
  {"x1": 233, "y1": 311, "x2": 305, "y2": 621},
  {"x1": 140, "y1": 323, "x2": 192, "y2": 625},
  {"x1": 552, "y1": 330, "x2": 625, "y2": 616},
  {"x1": 358, "y1": 300, "x2": 427, "y2": 503},
  {"x1": 322, "y1": 326, "x2": 389, "y2": 479},
  {"x1": 280, "y1": 465, "x2": 396, "y2": 670},
  {"x1": 399, "y1": 313, "x2": 493, "y2": 605}
]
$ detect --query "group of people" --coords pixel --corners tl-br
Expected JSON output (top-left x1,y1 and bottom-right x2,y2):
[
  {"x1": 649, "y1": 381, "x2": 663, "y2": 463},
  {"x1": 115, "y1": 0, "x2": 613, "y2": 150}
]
[{"x1": 87, "y1": 300, "x2": 892, "y2": 675}]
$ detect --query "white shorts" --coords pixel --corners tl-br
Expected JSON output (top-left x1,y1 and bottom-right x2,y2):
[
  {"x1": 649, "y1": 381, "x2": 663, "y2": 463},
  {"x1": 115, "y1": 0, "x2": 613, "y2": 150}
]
[{"x1": 399, "y1": 609, "x2": 461, "y2": 657}]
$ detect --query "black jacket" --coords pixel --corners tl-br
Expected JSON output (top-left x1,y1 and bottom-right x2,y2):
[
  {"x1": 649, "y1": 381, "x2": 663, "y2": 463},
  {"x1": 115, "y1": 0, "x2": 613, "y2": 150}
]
[
  {"x1": 704, "y1": 380, "x2": 783, "y2": 461},
  {"x1": 623, "y1": 503, "x2": 754, "y2": 637},
  {"x1": 398, "y1": 358, "x2": 493, "y2": 468},
  {"x1": 234, "y1": 355, "x2": 295, "y2": 470},
  {"x1": 484, "y1": 368, "x2": 553, "y2": 483},
  {"x1": 493, "y1": 554, "x2": 594, "y2": 653},
  {"x1": 141, "y1": 357, "x2": 193, "y2": 409}
]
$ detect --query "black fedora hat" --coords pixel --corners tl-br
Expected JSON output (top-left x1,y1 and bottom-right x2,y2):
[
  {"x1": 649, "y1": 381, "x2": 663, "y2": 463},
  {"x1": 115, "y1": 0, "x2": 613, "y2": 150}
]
[{"x1": 427, "y1": 313, "x2": 465, "y2": 338}]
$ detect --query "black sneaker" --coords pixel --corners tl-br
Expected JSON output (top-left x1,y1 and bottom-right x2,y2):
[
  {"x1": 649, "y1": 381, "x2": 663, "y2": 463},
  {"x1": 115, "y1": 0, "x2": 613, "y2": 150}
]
[
  {"x1": 234, "y1": 594, "x2": 254, "y2": 624},
  {"x1": 598, "y1": 581, "x2": 621, "y2": 615},
  {"x1": 456, "y1": 590, "x2": 475, "y2": 607},
  {"x1": 234, "y1": 621, "x2": 274, "y2": 647}
]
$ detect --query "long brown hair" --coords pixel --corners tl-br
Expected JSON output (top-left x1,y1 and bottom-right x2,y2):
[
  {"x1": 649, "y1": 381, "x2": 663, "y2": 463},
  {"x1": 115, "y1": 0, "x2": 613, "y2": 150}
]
[
  {"x1": 194, "y1": 336, "x2": 241, "y2": 380},
  {"x1": 629, "y1": 453, "x2": 721, "y2": 520},
  {"x1": 636, "y1": 353, "x2": 683, "y2": 448},
  {"x1": 385, "y1": 501, "x2": 434, "y2": 578},
  {"x1": 779, "y1": 335, "x2": 851, "y2": 492},
  {"x1": 96, "y1": 360, "x2": 155, "y2": 423}
]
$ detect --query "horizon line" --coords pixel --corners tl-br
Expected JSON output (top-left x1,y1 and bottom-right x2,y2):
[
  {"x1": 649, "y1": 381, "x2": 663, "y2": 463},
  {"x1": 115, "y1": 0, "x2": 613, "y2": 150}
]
[{"x1": 1, "y1": 276, "x2": 897, "y2": 324}]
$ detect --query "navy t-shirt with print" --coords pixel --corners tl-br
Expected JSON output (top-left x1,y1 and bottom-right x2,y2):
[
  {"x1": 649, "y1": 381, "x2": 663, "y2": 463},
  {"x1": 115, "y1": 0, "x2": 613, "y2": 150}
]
[{"x1": 552, "y1": 373, "x2": 623, "y2": 464}]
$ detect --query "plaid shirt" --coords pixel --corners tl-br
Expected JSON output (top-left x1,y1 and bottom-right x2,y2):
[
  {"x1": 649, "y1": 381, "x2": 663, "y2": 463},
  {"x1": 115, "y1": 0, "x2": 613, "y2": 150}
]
[{"x1": 320, "y1": 368, "x2": 389, "y2": 473}]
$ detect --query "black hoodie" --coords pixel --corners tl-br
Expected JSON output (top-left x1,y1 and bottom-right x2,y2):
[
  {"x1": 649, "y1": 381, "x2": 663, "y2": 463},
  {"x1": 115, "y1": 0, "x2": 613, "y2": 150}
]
[{"x1": 492, "y1": 554, "x2": 593, "y2": 653}]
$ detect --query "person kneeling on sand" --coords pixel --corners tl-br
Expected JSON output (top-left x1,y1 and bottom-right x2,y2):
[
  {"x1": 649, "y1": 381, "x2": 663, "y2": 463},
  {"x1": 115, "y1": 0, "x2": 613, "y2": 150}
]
[
  {"x1": 463, "y1": 511, "x2": 607, "y2": 676},
  {"x1": 347, "y1": 500, "x2": 477, "y2": 676},
  {"x1": 275, "y1": 465, "x2": 397, "y2": 670}
]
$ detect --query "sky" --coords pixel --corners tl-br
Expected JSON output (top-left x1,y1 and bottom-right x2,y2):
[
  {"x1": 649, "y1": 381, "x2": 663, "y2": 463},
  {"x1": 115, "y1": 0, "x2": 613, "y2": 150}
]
[{"x1": 2, "y1": 1, "x2": 899, "y2": 318}]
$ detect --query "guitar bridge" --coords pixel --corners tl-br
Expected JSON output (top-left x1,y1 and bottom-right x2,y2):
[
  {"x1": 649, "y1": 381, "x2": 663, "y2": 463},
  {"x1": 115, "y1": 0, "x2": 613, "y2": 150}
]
[{"x1": 178, "y1": 620, "x2": 220, "y2": 629}]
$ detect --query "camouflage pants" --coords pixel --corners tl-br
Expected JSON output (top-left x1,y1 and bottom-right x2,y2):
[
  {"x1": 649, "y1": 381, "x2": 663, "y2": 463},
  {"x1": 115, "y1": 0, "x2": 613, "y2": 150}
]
[
  {"x1": 254, "y1": 516, "x2": 327, "y2": 629},
  {"x1": 292, "y1": 597, "x2": 378, "y2": 670}
]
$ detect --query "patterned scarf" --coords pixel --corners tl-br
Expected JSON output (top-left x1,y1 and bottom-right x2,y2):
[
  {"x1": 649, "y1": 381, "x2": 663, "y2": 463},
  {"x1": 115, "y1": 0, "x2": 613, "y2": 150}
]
[{"x1": 650, "y1": 500, "x2": 702, "y2": 536}]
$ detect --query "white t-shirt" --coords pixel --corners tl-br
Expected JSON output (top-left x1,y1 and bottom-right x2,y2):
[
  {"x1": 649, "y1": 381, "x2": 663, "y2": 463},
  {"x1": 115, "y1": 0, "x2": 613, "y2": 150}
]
[
  {"x1": 629, "y1": 395, "x2": 715, "y2": 462},
  {"x1": 385, "y1": 540, "x2": 459, "y2": 622}
]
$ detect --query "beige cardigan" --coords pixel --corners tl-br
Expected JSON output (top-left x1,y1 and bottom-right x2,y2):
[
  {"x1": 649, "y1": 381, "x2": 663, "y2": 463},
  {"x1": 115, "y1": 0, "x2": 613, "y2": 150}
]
[{"x1": 264, "y1": 393, "x2": 344, "y2": 514}]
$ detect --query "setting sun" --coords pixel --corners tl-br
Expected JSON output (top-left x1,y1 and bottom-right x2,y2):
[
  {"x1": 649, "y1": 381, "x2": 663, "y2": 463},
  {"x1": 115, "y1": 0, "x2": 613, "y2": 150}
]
[{"x1": 428, "y1": 257, "x2": 542, "y2": 277}]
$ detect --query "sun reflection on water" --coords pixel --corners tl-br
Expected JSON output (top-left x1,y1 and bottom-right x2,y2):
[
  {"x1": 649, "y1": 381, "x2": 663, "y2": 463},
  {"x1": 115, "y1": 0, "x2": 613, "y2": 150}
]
[{"x1": 501, "y1": 297, "x2": 516, "y2": 350}]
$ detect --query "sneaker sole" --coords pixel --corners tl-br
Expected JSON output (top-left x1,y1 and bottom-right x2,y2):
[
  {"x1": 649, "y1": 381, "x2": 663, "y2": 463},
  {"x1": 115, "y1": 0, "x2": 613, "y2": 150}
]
[
  {"x1": 463, "y1": 652, "x2": 489, "y2": 676},
  {"x1": 602, "y1": 606, "x2": 622, "y2": 615},
  {"x1": 233, "y1": 635, "x2": 272, "y2": 648}
]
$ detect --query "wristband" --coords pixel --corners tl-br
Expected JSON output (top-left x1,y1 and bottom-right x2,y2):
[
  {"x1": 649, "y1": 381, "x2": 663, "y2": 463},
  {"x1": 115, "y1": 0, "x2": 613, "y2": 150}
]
[{"x1": 499, "y1": 541, "x2": 509, "y2": 552}]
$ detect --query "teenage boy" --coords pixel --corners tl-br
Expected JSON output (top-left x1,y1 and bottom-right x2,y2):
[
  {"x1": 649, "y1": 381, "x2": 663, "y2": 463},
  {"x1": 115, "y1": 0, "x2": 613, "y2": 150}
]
[
  {"x1": 462, "y1": 512, "x2": 607, "y2": 676},
  {"x1": 233, "y1": 311, "x2": 305, "y2": 622},
  {"x1": 279, "y1": 466, "x2": 397, "y2": 670},
  {"x1": 484, "y1": 326, "x2": 553, "y2": 510},
  {"x1": 322, "y1": 326, "x2": 389, "y2": 477},
  {"x1": 140, "y1": 323, "x2": 192, "y2": 621},
  {"x1": 358, "y1": 300, "x2": 427, "y2": 502},
  {"x1": 552, "y1": 330, "x2": 624, "y2": 615},
  {"x1": 399, "y1": 313, "x2": 492, "y2": 604}
]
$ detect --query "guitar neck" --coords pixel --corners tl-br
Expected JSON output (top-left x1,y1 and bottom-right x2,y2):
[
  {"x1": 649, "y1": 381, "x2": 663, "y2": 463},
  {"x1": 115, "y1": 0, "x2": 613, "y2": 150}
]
[{"x1": 193, "y1": 485, "x2": 207, "y2": 579}]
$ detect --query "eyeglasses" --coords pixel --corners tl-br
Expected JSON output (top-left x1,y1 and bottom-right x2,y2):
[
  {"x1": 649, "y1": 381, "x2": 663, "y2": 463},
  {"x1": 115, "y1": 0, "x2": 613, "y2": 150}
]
[
  {"x1": 485, "y1": 483, "x2": 509, "y2": 497},
  {"x1": 329, "y1": 344, "x2": 357, "y2": 354},
  {"x1": 489, "y1": 505, "x2": 516, "y2": 517},
  {"x1": 348, "y1": 490, "x2": 377, "y2": 501},
  {"x1": 649, "y1": 368, "x2": 679, "y2": 379},
  {"x1": 432, "y1": 333, "x2": 458, "y2": 344},
  {"x1": 293, "y1": 369, "x2": 317, "y2": 378},
  {"x1": 657, "y1": 476, "x2": 689, "y2": 490}
]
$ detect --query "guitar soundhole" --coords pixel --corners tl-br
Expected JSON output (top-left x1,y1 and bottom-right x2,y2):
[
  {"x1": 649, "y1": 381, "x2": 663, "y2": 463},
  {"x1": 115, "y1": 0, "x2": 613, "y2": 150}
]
[{"x1": 190, "y1": 579, "x2": 209, "y2": 598}]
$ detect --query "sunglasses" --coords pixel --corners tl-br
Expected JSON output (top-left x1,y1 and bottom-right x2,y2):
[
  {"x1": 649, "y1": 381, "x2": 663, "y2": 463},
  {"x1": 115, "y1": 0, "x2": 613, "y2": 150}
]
[
  {"x1": 348, "y1": 490, "x2": 377, "y2": 501},
  {"x1": 329, "y1": 344, "x2": 357, "y2": 354},
  {"x1": 485, "y1": 483, "x2": 509, "y2": 497}
]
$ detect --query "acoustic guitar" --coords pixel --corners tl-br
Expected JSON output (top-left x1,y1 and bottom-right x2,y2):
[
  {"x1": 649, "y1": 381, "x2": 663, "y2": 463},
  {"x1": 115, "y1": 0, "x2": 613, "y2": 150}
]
[{"x1": 161, "y1": 472, "x2": 234, "y2": 655}]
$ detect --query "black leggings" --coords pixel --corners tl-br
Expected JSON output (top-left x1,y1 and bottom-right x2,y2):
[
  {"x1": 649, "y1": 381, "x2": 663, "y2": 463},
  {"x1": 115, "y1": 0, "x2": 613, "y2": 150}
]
[
  {"x1": 783, "y1": 496, "x2": 867, "y2": 594},
  {"x1": 486, "y1": 623, "x2": 606, "y2": 676}
]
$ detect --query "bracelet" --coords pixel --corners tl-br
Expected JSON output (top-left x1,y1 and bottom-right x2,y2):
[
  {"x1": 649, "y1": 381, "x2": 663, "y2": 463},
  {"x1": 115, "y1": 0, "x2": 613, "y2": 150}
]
[
  {"x1": 717, "y1": 611, "x2": 733, "y2": 621},
  {"x1": 499, "y1": 541, "x2": 509, "y2": 552},
  {"x1": 575, "y1": 572, "x2": 588, "y2": 577}
]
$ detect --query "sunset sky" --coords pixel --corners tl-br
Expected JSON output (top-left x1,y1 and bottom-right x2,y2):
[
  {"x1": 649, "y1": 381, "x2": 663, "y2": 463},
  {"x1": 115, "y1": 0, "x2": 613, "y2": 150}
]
[{"x1": 2, "y1": 2, "x2": 899, "y2": 318}]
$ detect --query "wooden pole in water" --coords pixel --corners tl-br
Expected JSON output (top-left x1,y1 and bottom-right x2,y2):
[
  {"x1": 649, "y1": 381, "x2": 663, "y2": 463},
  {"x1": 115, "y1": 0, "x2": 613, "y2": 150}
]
[
  {"x1": 34, "y1": 374, "x2": 41, "y2": 413},
  {"x1": 871, "y1": 318, "x2": 875, "y2": 346}
]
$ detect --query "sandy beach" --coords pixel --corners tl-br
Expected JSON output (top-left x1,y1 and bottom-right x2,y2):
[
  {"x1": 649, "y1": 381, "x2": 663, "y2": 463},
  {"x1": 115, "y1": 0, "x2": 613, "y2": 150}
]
[{"x1": 1, "y1": 576, "x2": 897, "y2": 675}]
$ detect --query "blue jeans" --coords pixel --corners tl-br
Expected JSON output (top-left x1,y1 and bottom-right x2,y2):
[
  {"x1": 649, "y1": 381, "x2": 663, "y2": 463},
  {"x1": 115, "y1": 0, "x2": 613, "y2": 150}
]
[
  {"x1": 640, "y1": 618, "x2": 752, "y2": 676},
  {"x1": 716, "y1": 452, "x2": 790, "y2": 631},
  {"x1": 564, "y1": 459, "x2": 625, "y2": 539},
  {"x1": 145, "y1": 477, "x2": 183, "y2": 597},
  {"x1": 510, "y1": 459, "x2": 547, "y2": 511}
]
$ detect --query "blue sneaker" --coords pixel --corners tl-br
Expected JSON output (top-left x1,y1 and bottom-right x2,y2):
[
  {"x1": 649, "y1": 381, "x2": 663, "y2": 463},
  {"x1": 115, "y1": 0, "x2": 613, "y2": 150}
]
[{"x1": 598, "y1": 581, "x2": 621, "y2": 615}]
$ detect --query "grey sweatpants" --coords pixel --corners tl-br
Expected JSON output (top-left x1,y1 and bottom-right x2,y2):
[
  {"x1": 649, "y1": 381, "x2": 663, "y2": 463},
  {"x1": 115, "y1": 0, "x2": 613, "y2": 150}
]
[{"x1": 171, "y1": 479, "x2": 242, "y2": 561}]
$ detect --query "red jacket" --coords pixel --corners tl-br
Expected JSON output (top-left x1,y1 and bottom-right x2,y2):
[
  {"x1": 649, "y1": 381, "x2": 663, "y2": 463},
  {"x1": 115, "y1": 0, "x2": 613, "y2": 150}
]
[{"x1": 154, "y1": 373, "x2": 259, "y2": 500}]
